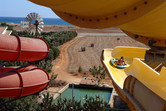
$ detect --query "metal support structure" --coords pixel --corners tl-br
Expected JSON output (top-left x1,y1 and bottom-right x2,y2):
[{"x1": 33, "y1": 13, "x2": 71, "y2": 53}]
[
  {"x1": 72, "y1": 83, "x2": 74, "y2": 111},
  {"x1": 34, "y1": 20, "x2": 39, "y2": 36},
  {"x1": 145, "y1": 47, "x2": 166, "y2": 63}
]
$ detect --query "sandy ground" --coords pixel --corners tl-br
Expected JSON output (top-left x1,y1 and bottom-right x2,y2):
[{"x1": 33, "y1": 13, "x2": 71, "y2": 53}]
[
  {"x1": 67, "y1": 36, "x2": 148, "y2": 72},
  {"x1": 11, "y1": 23, "x2": 122, "y2": 33},
  {"x1": 51, "y1": 37, "x2": 82, "y2": 84}
]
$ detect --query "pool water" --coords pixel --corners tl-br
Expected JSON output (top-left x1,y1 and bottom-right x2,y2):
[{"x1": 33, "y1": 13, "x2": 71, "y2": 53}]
[{"x1": 56, "y1": 87, "x2": 112, "y2": 103}]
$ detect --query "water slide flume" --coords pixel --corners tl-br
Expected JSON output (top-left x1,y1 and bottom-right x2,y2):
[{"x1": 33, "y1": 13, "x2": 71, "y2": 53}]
[
  {"x1": 101, "y1": 47, "x2": 166, "y2": 111},
  {"x1": 0, "y1": 66, "x2": 49, "y2": 98},
  {"x1": 0, "y1": 34, "x2": 49, "y2": 98},
  {"x1": 0, "y1": 34, "x2": 49, "y2": 61}
]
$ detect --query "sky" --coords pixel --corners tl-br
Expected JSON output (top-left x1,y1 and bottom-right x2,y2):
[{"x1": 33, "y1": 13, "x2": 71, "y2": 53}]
[{"x1": 0, "y1": 0, "x2": 59, "y2": 18}]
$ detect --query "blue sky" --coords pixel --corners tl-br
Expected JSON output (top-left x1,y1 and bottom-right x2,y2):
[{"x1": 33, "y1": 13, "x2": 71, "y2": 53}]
[{"x1": 0, "y1": 0, "x2": 59, "y2": 18}]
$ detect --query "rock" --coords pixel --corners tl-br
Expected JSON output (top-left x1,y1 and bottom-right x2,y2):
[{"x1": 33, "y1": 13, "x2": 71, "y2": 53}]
[{"x1": 103, "y1": 84, "x2": 109, "y2": 87}]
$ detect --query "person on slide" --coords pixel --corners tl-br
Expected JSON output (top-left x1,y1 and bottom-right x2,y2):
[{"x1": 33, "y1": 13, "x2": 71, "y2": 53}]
[{"x1": 115, "y1": 56, "x2": 126, "y2": 66}]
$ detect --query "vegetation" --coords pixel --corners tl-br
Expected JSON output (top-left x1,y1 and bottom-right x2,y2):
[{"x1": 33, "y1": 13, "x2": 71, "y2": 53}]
[
  {"x1": 0, "y1": 95, "x2": 39, "y2": 111},
  {"x1": 78, "y1": 66, "x2": 82, "y2": 73},
  {"x1": 51, "y1": 46, "x2": 60, "y2": 60},
  {"x1": 38, "y1": 93, "x2": 110, "y2": 111},
  {"x1": 89, "y1": 66, "x2": 107, "y2": 82},
  {"x1": 0, "y1": 92, "x2": 112, "y2": 111},
  {"x1": 17, "y1": 31, "x2": 35, "y2": 38},
  {"x1": 44, "y1": 31, "x2": 77, "y2": 46},
  {"x1": 49, "y1": 73, "x2": 58, "y2": 87}
]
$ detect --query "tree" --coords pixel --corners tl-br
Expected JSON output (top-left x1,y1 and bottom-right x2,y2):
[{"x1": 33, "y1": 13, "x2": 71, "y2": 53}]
[{"x1": 89, "y1": 66, "x2": 107, "y2": 81}]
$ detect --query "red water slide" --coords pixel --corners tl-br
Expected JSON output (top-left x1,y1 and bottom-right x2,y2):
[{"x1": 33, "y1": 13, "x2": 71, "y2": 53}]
[
  {"x1": 0, "y1": 34, "x2": 50, "y2": 98},
  {"x1": 0, "y1": 34, "x2": 49, "y2": 61}
]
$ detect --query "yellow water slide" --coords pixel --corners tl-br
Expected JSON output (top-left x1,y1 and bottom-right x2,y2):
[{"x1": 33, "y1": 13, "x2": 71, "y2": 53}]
[
  {"x1": 28, "y1": 0, "x2": 166, "y2": 110},
  {"x1": 102, "y1": 47, "x2": 166, "y2": 111}
]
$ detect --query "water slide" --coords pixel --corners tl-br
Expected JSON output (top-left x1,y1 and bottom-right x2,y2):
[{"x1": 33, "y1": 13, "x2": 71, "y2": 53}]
[
  {"x1": 0, "y1": 34, "x2": 49, "y2": 98},
  {"x1": 28, "y1": 0, "x2": 166, "y2": 110},
  {"x1": 101, "y1": 47, "x2": 166, "y2": 111}
]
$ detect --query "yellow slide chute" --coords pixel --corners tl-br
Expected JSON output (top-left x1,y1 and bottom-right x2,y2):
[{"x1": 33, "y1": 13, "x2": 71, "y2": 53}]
[
  {"x1": 102, "y1": 47, "x2": 166, "y2": 111},
  {"x1": 28, "y1": 0, "x2": 166, "y2": 110}
]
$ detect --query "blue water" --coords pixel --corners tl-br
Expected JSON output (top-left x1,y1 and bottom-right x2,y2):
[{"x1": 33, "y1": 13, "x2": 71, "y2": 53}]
[
  {"x1": 56, "y1": 88, "x2": 111, "y2": 104},
  {"x1": 0, "y1": 17, "x2": 72, "y2": 25}
]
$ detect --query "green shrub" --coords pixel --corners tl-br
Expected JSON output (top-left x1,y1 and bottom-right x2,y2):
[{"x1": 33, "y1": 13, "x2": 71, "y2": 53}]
[
  {"x1": 38, "y1": 60, "x2": 52, "y2": 73},
  {"x1": 78, "y1": 66, "x2": 82, "y2": 73},
  {"x1": 47, "y1": 31, "x2": 77, "y2": 46},
  {"x1": 89, "y1": 66, "x2": 107, "y2": 81},
  {"x1": 47, "y1": 49, "x2": 54, "y2": 61},
  {"x1": 45, "y1": 60, "x2": 53, "y2": 73},
  {"x1": 49, "y1": 73, "x2": 58, "y2": 87},
  {"x1": 0, "y1": 95, "x2": 38, "y2": 111},
  {"x1": 38, "y1": 93, "x2": 110, "y2": 111},
  {"x1": 51, "y1": 46, "x2": 60, "y2": 59}
]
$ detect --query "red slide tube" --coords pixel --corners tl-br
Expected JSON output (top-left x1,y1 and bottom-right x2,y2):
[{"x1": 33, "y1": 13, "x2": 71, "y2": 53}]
[
  {"x1": 0, "y1": 34, "x2": 49, "y2": 61},
  {"x1": 0, "y1": 66, "x2": 49, "y2": 98}
]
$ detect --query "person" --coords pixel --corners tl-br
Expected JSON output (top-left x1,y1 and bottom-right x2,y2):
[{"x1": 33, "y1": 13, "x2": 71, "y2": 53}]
[{"x1": 115, "y1": 56, "x2": 126, "y2": 66}]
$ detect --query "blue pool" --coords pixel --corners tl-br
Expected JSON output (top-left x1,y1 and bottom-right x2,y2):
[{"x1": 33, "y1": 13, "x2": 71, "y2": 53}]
[{"x1": 56, "y1": 85, "x2": 112, "y2": 104}]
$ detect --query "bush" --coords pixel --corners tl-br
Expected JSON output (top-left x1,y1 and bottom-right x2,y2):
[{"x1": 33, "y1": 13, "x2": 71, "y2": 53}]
[
  {"x1": 47, "y1": 49, "x2": 54, "y2": 61},
  {"x1": 38, "y1": 93, "x2": 110, "y2": 111},
  {"x1": 78, "y1": 66, "x2": 82, "y2": 72},
  {"x1": 45, "y1": 60, "x2": 53, "y2": 73},
  {"x1": 51, "y1": 46, "x2": 60, "y2": 59},
  {"x1": 0, "y1": 95, "x2": 38, "y2": 111},
  {"x1": 49, "y1": 73, "x2": 58, "y2": 87},
  {"x1": 38, "y1": 60, "x2": 52, "y2": 73},
  {"x1": 89, "y1": 66, "x2": 107, "y2": 81},
  {"x1": 45, "y1": 31, "x2": 77, "y2": 46}
]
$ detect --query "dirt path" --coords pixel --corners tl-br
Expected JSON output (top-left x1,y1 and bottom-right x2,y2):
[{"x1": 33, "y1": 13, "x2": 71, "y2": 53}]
[{"x1": 51, "y1": 37, "x2": 82, "y2": 84}]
